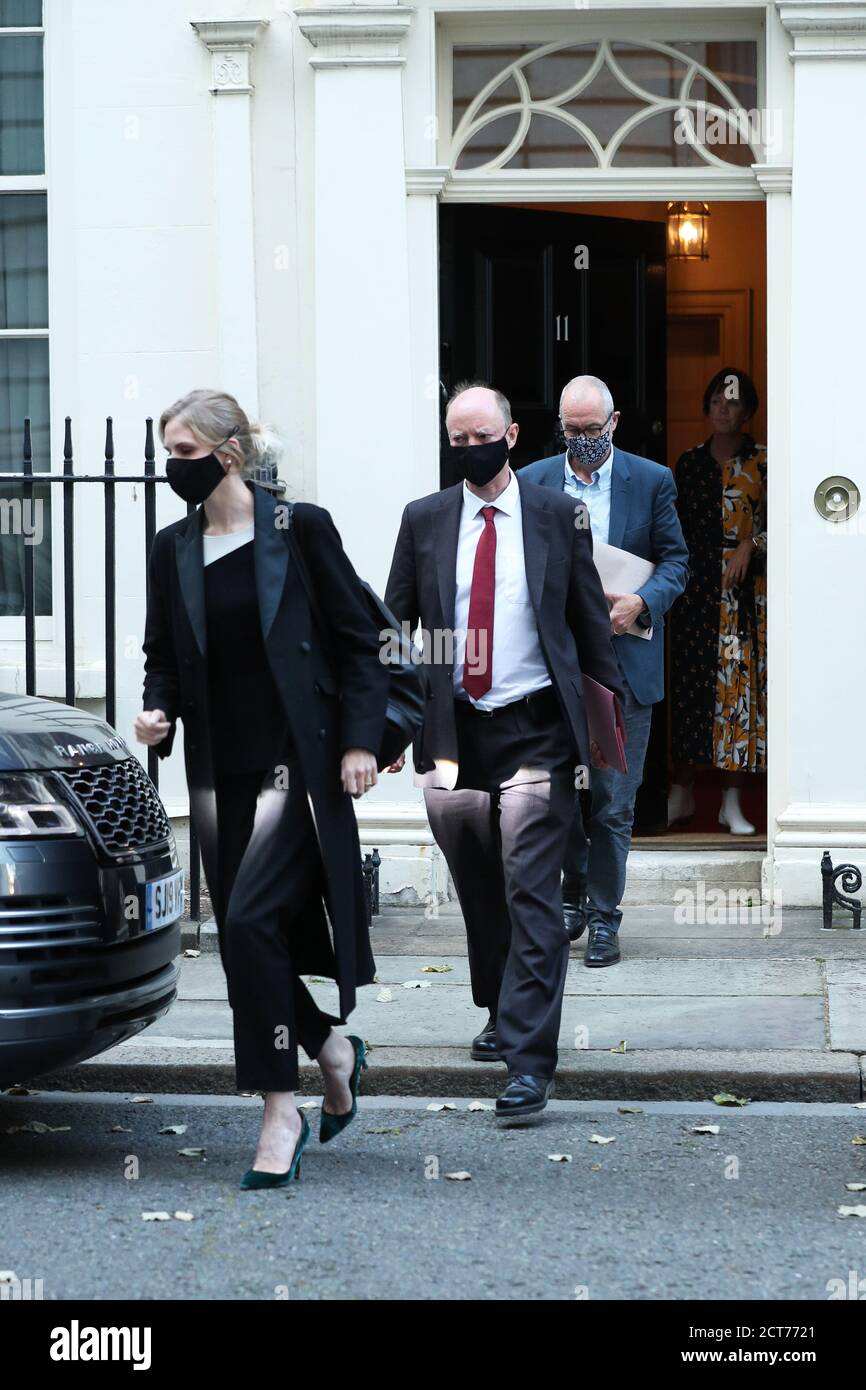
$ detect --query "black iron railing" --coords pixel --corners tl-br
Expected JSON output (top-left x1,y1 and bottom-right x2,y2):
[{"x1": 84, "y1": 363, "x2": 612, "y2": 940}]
[
  {"x1": 4, "y1": 415, "x2": 202, "y2": 920},
  {"x1": 4, "y1": 413, "x2": 382, "y2": 929}
]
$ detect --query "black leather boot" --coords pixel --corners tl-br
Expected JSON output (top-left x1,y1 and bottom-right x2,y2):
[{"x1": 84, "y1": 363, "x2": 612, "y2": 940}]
[
  {"x1": 562, "y1": 878, "x2": 587, "y2": 942},
  {"x1": 470, "y1": 1011, "x2": 502, "y2": 1061}
]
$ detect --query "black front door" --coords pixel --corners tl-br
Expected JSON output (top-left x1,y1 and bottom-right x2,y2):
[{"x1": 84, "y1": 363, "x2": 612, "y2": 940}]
[
  {"x1": 439, "y1": 205, "x2": 666, "y2": 474},
  {"x1": 438, "y1": 204, "x2": 669, "y2": 833}
]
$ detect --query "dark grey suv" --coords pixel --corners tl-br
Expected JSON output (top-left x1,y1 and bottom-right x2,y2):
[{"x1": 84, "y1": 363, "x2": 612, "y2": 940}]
[{"x1": 0, "y1": 692, "x2": 183, "y2": 1086}]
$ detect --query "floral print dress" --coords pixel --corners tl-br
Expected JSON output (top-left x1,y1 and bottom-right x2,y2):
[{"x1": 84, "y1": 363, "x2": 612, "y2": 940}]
[{"x1": 670, "y1": 436, "x2": 767, "y2": 773}]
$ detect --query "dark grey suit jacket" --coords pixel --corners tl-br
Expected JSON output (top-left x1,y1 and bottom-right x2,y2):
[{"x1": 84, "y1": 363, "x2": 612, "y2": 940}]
[{"x1": 384, "y1": 471, "x2": 626, "y2": 788}]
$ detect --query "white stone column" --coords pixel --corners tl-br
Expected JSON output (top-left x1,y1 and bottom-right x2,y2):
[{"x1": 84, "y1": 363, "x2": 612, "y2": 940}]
[
  {"x1": 294, "y1": 5, "x2": 449, "y2": 907},
  {"x1": 191, "y1": 18, "x2": 269, "y2": 415},
  {"x1": 295, "y1": 3, "x2": 416, "y2": 592},
  {"x1": 773, "y1": 2, "x2": 866, "y2": 904},
  {"x1": 753, "y1": 162, "x2": 792, "y2": 907},
  {"x1": 406, "y1": 167, "x2": 448, "y2": 503}
]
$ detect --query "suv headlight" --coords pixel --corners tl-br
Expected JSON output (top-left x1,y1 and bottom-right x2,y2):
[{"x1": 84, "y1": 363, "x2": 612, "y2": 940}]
[{"x1": 0, "y1": 774, "x2": 82, "y2": 838}]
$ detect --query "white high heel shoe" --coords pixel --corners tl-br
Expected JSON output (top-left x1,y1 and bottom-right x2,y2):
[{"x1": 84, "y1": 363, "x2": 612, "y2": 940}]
[
  {"x1": 667, "y1": 782, "x2": 695, "y2": 826},
  {"x1": 718, "y1": 787, "x2": 755, "y2": 835}
]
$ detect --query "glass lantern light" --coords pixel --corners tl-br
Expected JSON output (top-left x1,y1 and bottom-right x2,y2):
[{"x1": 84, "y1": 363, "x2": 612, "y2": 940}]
[{"x1": 666, "y1": 202, "x2": 710, "y2": 260}]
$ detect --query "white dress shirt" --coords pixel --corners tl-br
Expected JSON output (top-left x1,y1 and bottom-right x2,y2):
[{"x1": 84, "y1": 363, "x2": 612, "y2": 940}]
[
  {"x1": 562, "y1": 445, "x2": 613, "y2": 544},
  {"x1": 452, "y1": 469, "x2": 551, "y2": 710}
]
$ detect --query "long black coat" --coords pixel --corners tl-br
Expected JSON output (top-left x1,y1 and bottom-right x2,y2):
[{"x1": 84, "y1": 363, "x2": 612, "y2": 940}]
[
  {"x1": 141, "y1": 480, "x2": 390, "y2": 1020},
  {"x1": 384, "y1": 472, "x2": 626, "y2": 787}
]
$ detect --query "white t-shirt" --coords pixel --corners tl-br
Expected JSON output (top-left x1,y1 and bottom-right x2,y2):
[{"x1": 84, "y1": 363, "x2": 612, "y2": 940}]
[{"x1": 202, "y1": 521, "x2": 254, "y2": 567}]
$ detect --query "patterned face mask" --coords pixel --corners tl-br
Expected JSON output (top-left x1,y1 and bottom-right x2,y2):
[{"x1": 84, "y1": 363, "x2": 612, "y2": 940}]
[{"x1": 565, "y1": 429, "x2": 611, "y2": 472}]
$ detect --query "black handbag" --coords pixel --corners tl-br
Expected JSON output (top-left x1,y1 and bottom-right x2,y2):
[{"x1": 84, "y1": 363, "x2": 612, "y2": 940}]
[{"x1": 284, "y1": 503, "x2": 430, "y2": 771}]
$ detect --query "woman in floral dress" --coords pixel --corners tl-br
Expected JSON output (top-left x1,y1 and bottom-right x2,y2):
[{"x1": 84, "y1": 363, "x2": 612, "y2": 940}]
[{"x1": 668, "y1": 367, "x2": 767, "y2": 835}]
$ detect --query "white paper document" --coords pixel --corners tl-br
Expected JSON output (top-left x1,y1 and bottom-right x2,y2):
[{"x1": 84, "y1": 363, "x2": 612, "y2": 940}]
[{"x1": 592, "y1": 539, "x2": 657, "y2": 641}]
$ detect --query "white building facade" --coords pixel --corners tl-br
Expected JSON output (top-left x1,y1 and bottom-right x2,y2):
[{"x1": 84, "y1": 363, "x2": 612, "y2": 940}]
[{"x1": 1, "y1": 0, "x2": 864, "y2": 909}]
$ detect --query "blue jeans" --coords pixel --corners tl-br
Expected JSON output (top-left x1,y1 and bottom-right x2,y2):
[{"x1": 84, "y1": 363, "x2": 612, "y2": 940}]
[{"x1": 562, "y1": 680, "x2": 653, "y2": 933}]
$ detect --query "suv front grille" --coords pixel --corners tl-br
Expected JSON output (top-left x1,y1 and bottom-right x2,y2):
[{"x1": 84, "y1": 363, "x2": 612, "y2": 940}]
[
  {"x1": 0, "y1": 896, "x2": 103, "y2": 951},
  {"x1": 55, "y1": 757, "x2": 172, "y2": 858}
]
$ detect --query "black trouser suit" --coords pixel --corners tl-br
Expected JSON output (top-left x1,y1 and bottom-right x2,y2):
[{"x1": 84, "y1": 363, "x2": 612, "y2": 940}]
[{"x1": 204, "y1": 533, "x2": 332, "y2": 1092}]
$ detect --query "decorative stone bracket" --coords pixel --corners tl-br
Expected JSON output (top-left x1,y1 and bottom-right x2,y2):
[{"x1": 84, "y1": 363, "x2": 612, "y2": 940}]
[
  {"x1": 190, "y1": 18, "x2": 270, "y2": 93},
  {"x1": 294, "y1": 5, "x2": 414, "y2": 68}
]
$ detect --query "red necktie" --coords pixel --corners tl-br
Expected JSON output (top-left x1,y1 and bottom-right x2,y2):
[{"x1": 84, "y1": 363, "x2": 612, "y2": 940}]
[{"x1": 463, "y1": 505, "x2": 497, "y2": 700}]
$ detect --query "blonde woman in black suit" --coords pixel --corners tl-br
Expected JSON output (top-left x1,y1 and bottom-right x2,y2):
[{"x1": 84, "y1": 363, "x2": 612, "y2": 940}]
[{"x1": 134, "y1": 389, "x2": 389, "y2": 1187}]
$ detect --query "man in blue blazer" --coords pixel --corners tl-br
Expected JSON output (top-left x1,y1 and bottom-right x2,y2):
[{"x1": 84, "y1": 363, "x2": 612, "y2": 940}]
[{"x1": 521, "y1": 376, "x2": 689, "y2": 966}]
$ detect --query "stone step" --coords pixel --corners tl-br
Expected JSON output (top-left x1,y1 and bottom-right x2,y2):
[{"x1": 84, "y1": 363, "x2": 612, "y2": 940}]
[{"x1": 619, "y1": 850, "x2": 765, "y2": 905}]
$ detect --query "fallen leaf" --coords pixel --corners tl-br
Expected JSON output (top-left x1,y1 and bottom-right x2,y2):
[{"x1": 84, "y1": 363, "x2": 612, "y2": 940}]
[
  {"x1": 426, "y1": 1102, "x2": 457, "y2": 1112},
  {"x1": 367, "y1": 1126, "x2": 402, "y2": 1135},
  {"x1": 421, "y1": 964, "x2": 453, "y2": 973},
  {"x1": 173, "y1": 1211, "x2": 194, "y2": 1222},
  {"x1": 838, "y1": 1205, "x2": 866, "y2": 1218},
  {"x1": 610, "y1": 1040, "x2": 628, "y2": 1054},
  {"x1": 692, "y1": 1125, "x2": 721, "y2": 1136},
  {"x1": 402, "y1": 980, "x2": 431, "y2": 990},
  {"x1": 158, "y1": 1124, "x2": 187, "y2": 1136},
  {"x1": 178, "y1": 1148, "x2": 206, "y2": 1158},
  {"x1": 298, "y1": 1101, "x2": 319, "y2": 1111},
  {"x1": 852, "y1": 1136, "x2": 866, "y2": 1146},
  {"x1": 376, "y1": 988, "x2": 393, "y2": 1003},
  {"x1": 589, "y1": 1134, "x2": 616, "y2": 1145},
  {"x1": 445, "y1": 1171, "x2": 472, "y2": 1181},
  {"x1": 142, "y1": 1211, "x2": 171, "y2": 1221},
  {"x1": 547, "y1": 1153, "x2": 573, "y2": 1162},
  {"x1": 109, "y1": 1125, "x2": 132, "y2": 1133},
  {"x1": 846, "y1": 1183, "x2": 866, "y2": 1192},
  {"x1": 712, "y1": 1092, "x2": 750, "y2": 1108},
  {"x1": 182, "y1": 949, "x2": 200, "y2": 958},
  {"x1": 618, "y1": 1107, "x2": 642, "y2": 1115},
  {"x1": 590, "y1": 1162, "x2": 602, "y2": 1172},
  {"x1": 129, "y1": 1096, "x2": 153, "y2": 1105},
  {"x1": 468, "y1": 1101, "x2": 493, "y2": 1112}
]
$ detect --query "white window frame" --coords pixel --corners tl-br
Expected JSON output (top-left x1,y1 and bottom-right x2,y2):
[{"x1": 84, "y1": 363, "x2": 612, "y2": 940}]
[
  {"x1": 0, "y1": 5, "x2": 51, "y2": 648},
  {"x1": 435, "y1": 9, "x2": 769, "y2": 202}
]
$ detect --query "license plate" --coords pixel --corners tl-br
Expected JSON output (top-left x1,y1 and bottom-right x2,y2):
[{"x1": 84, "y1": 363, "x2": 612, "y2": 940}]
[{"x1": 145, "y1": 869, "x2": 185, "y2": 932}]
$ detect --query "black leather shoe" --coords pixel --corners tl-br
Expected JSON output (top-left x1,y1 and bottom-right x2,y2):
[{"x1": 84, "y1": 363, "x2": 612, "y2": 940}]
[
  {"x1": 470, "y1": 1012, "x2": 502, "y2": 1062},
  {"x1": 563, "y1": 897, "x2": 587, "y2": 942},
  {"x1": 584, "y1": 924, "x2": 621, "y2": 967},
  {"x1": 495, "y1": 1073, "x2": 555, "y2": 1122}
]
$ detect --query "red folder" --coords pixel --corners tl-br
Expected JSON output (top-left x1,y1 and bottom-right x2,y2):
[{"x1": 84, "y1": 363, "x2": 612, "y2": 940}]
[{"x1": 582, "y1": 675, "x2": 628, "y2": 775}]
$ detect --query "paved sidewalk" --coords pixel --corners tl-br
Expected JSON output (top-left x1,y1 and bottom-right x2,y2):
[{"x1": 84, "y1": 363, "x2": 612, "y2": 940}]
[{"x1": 32, "y1": 905, "x2": 866, "y2": 1101}]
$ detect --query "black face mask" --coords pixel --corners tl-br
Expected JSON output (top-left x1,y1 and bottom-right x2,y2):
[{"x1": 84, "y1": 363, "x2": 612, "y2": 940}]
[
  {"x1": 451, "y1": 434, "x2": 510, "y2": 487},
  {"x1": 165, "y1": 429, "x2": 235, "y2": 504}
]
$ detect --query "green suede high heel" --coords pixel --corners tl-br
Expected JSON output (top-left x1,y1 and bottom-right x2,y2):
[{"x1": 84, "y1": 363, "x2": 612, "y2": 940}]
[
  {"x1": 239, "y1": 1112, "x2": 310, "y2": 1189},
  {"x1": 319, "y1": 1035, "x2": 368, "y2": 1144}
]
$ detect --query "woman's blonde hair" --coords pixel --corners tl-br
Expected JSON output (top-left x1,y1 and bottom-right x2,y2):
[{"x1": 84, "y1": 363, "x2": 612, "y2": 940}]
[{"x1": 158, "y1": 389, "x2": 283, "y2": 486}]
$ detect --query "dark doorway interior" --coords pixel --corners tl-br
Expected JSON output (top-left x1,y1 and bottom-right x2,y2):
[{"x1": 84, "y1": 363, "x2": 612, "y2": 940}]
[{"x1": 438, "y1": 204, "x2": 669, "y2": 833}]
